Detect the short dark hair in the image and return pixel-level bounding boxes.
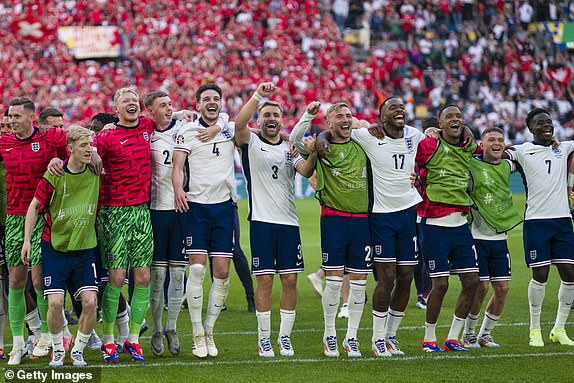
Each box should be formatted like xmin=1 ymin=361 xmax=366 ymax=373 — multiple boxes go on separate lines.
xmin=257 ymin=101 xmax=284 ymax=114
xmin=438 ymin=104 xmax=461 ymax=119
xmin=3 ymin=109 xmax=8 ymax=117
xmin=91 ymin=113 xmax=116 ymax=126
xmin=195 ymin=83 xmax=222 ymax=103
xmin=143 ymin=91 xmax=170 ymax=110
xmin=525 ymin=108 xmax=550 ymax=129
xmin=481 ymin=126 xmax=504 ymax=138
xmin=378 ymin=96 xmax=400 ymax=116
xmin=421 ymin=116 xmax=439 ymax=130
xmin=38 ymin=107 xmax=63 ymax=125
xmin=9 ymin=97 xmax=35 ymax=113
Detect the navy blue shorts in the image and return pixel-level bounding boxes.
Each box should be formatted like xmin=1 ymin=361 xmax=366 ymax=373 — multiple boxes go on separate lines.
xmin=151 ymin=210 xmax=187 ymax=267
xmin=41 ymin=240 xmax=98 ymax=300
xmin=523 ymin=218 xmax=574 ymax=268
xmin=418 ymin=222 xmax=478 ymax=278
xmin=250 ymin=221 xmax=303 ymax=275
xmin=474 ymin=239 xmax=511 ymax=282
xmin=320 ymin=215 xmax=372 ymax=274
xmin=183 ymin=200 xmax=234 ymax=257
xmin=370 ymin=206 xmax=419 ymax=266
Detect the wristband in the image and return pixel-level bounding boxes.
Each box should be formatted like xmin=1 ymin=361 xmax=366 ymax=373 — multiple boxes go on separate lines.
xmin=252 ymin=92 xmax=263 ymax=102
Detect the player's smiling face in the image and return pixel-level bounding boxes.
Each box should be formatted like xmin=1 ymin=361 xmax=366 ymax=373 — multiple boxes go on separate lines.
xmin=529 ymin=112 xmax=554 ymax=145
xmin=8 ymin=105 xmax=34 ymax=137
xmin=197 ymin=89 xmax=221 ymax=124
xmin=328 ymin=106 xmax=353 ymax=141
xmin=439 ymin=106 xmax=463 ymax=142
xmin=149 ymin=96 xmax=173 ymax=128
xmin=1 ymin=116 xmax=11 ymax=135
xmin=481 ymin=131 xmax=505 ymax=161
xmin=257 ymin=105 xmax=283 ymax=140
xmin=115 ymin=92 xmax=141 ymax=125
xmin=380 ymin=98 xmax=405 ymax=130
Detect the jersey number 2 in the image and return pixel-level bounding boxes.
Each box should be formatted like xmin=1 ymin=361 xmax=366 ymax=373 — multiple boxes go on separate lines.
xmin=163 ymin=150 xmax=172 ymax=165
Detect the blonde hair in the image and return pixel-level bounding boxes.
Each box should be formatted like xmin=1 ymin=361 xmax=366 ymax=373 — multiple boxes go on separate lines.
xmin=326 ymin=102 xmax=350 ymax=119
xmin=67 ymin=126 xmax=94 ymax=145
xmin=113 ymin=86 xmax=139 ymax=105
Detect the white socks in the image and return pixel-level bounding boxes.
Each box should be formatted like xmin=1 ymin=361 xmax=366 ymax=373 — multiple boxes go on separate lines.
xmin=167 ymin=267 xmax=185 ymax=331
xmin=322 ymin=276 xmax=343 ymax=337
xmin=447 ymin=315 xmax=465 ymax=341
xmin=464 ymin=313 xmax=480 ymax=335
xmin=187 ymin=264 xmax=206 ymax=336
xmin=26 ymin=308 xmax=42 ymax=338
xmin=385 ymin=309 xmax=405 ymax=339
xmin=50 ymin=330 xmax=64 ymax=352
xmin=150 ymin=266 xmax=167 ymax=334
xmin=372 ymin=310 xmax=388 ymax=341
xmin=424 ymin=322 xmax=437 ymax=343
xmin=478 ymin=312 xmax=500 ymax=337
xmin=204 ymin=276 xmax=229 ymax=334
xmin=554 ymin=281 xmax=574 ymax=330
xmin=115 ymin=306 xmax=129 ymax=346
xmin=528 ymin=279 xmax=546 ymax=331
xmin=279 ymin=309 xmax=296 ymax=337
xmin=345 ymin=280 xmax=366 ymax=340
xmin=256 ymin=311 xmax=271 ymax=340
xmin=72 ymin=331 xmax=91 ymax=353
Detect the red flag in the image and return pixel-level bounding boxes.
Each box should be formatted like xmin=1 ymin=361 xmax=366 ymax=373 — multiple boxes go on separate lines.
xmin=10 ymin=15 xmax=52 ymax=42
xmin=546 ymin=67 xmax=572 ymax=85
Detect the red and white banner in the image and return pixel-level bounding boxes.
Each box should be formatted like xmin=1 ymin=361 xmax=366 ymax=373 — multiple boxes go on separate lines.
xmin=57 ymin=26 xmax=121 ymax=59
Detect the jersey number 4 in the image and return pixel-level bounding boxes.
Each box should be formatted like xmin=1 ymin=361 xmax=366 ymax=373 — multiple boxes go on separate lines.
xmin=212 ymin=143 xmax=220 ymax=156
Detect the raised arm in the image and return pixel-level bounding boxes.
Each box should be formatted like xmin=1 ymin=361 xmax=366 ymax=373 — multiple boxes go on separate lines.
xmin=295 ymin=136 xmax=318 ymax=178
xmin=290 ymin=101 xmax=320 ymax=154
xmin=235 ymin=83 xmax=276 ymax=146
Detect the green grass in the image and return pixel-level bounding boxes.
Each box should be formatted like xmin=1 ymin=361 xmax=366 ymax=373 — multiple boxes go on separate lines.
xmin=4 ymin=194 xmax=573 ymax=382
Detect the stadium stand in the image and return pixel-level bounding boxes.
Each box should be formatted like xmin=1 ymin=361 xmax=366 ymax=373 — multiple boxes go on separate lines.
xmin=1 ymin=0 xmax=573 ymax=142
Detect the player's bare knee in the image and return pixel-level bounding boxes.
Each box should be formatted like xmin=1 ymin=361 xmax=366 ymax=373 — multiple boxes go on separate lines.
xmin=532 ymin=266 xmax=550 ymax=284
xmin=81 ymin=293 xmax=98 ymax=312
xmin=460 ymin=273 xmax=479 ymax=294
xmin=432 ymin=277 xmax=449 ymax=295
xmin=48 ymin=295 xmax=64 ymax=313
xmin=280 ymin=274 xmax=297 ymax=290
xmin=556 ymin=264 xmax=574 ymax=283
xmin=492 ymin=282 xmax=509 ymax=298
xmin=477 ymin=281 xmax=490 ymax=296
xmin=256 ymin=275 xmax=274 ymax=290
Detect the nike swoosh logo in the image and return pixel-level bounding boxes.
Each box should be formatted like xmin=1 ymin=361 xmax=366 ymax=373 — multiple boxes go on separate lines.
xmin=329 ymin=303 xmax=337 ymax=307
xmin=353 ymin=301 xmax=363 ymax=305
xmin=260 ymin=329 xmax=269 ymax=332
xmin=151 ymin=138 xmax=160 ymax=143
xmin=5 ymin=148 xmax=12 ymax=152
xmin=260 ymin=147 xmax=268 ymax=152
xmin=215 ymin=304 xmax=222 ymax=307
xmin=193 ymin=296 xmax=201 ymax=299
xmin=366 ymin=263 xmax=373 ymax=268
xmin=296 ymin=262 xmax=303 ymax=266
xmin=378 ymin=142 xmax=387 ymax=146
xmin=529 ymin=153 xmax=535 ymax=155
xmin=120 ymin=140 xmax=128 ymax=145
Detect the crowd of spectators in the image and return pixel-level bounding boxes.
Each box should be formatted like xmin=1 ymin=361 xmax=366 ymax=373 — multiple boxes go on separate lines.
xmin=1 ymin=1 xmax=574 ymax=142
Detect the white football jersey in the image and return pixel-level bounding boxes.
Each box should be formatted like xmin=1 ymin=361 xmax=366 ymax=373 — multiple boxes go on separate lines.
xmin=239 ymin=133 xmax=302 ymax=227
xmin=351 ymin=126 xmax=424 ymax=213
xmin=507 ymin=141 xmax=574 ymax=220
xmin=150 ymin=120 xmax=185 ymax=210
xmin=174 ymin=118 xmax=236 ymax=204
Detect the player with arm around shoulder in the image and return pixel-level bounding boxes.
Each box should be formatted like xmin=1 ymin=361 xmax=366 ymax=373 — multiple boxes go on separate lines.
xmin=462 ymin=127 xmax=522 ymax=349
xmin=22 ymin=127 xmax=99 ymax=367
xmin=506 ymin=108 xmax=574 ymax=347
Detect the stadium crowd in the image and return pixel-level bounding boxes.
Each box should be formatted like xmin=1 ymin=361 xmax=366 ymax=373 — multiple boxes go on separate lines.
xmin=0 ymin=0 xmax=573 ymax=368
xmin=1 ymin=1 xmax=574 ymax=142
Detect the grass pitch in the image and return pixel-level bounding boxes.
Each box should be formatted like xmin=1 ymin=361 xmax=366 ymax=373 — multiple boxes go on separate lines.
xmin=4 ymin=194 xmax=573 ymax=382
